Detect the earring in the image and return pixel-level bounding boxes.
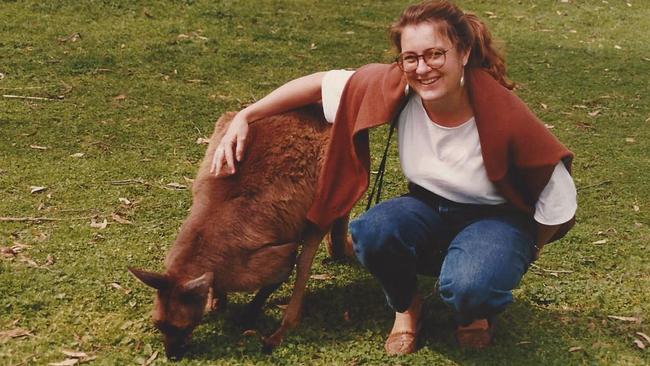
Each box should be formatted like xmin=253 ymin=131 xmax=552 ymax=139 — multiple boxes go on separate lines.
xmin=460 ymin=68 xmax=465 ymax=87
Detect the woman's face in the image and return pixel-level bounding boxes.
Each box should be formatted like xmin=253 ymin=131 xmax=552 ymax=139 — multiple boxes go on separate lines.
xmin=399 ymin=22 xmax=469 ymax=108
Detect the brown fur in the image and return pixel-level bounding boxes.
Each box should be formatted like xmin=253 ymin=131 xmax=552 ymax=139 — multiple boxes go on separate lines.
xmin=130 ymin=105 xmax=350 ymax=359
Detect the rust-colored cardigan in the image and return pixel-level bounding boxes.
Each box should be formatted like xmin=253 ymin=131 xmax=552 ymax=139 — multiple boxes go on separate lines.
xmin=306 ymin=63 xmax=575 ymax=242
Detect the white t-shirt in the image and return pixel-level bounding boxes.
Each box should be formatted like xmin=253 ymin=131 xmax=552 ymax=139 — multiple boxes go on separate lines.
xmin=321 ymin=69 xmax=577 ymax=226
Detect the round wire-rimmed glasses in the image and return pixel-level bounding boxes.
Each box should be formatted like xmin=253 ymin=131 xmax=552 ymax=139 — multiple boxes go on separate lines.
xmin=396 ymin=47 xmax=452 ymax=72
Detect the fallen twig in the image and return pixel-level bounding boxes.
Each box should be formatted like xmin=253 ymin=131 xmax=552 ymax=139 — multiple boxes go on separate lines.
xmin=530 ymin=263 xmax=574 ymax=274
xmin=577 ymin=180 xmax=612 ymax=191
xmin=110 ymin=179 xmax=149 ymax=186
xmin=10 ymin=352 xmax=42 ymax=366
xmin=0 ymin=217 xmax=60 ymax=222
xmin=2 ymin=94 xmax=58 ymax=101
xmin=0 ymin=217 xmax=90 ymax=223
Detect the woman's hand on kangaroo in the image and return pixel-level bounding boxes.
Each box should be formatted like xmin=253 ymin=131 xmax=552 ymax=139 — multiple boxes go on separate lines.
xmin=211 ymin=113 xmax=249 ymax=177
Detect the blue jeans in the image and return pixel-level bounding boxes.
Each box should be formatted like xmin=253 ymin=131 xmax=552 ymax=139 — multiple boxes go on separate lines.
xmin=350 ymin=187 xmax=536 ymax=325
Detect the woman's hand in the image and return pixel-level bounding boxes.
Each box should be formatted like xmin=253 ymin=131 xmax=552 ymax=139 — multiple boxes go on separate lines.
xmin=209 ymin=71 xmax=326 ymax=177
xmin=210 ymin=113 xmax=249 ymax=177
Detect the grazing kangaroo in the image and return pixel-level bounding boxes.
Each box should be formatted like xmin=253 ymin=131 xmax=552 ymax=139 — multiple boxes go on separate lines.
xmin=129 ymin=105 xmax=351 ymax=359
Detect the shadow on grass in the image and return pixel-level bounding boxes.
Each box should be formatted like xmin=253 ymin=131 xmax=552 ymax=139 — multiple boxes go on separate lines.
xmin=170 ymin=273 xmax=600 ymax=365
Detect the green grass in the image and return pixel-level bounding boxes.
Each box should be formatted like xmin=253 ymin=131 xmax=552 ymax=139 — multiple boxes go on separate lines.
xmin=1 ymin=0 xmax=649 ymax=365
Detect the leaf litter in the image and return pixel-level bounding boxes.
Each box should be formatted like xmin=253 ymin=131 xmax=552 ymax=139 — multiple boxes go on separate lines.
xmin=607 ymin=315 xmax=640 ymax=322
xmin=31 ymin=186 xmax=47 ymax=194
xmin=111 ymin=213 xmax=133 ymax=225
xmin=90 ymin=217 xmax=108 ymax=229
xmin=110 ymin=282 xmax=132 ymax=295
xmin=0 ymin=327 xmax=34 ymax=342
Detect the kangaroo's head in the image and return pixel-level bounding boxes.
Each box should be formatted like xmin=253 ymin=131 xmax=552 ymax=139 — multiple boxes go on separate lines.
xmin=129 ymin=268 xmax=213 ymax=360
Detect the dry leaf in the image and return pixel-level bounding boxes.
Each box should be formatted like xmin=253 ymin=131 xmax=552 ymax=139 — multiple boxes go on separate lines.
xmin=143 ymin=350 xmax=158 ymax=366
xmin=242 ymin=329 xmax=258 ymax=337
xmin=591 ymin=239 xmax=608 ymax=244
xmin=19 ymin=255 xmax=39 ymax=268
xmin=111 ymin=213 xmax=133 ymax=225
xmin=625 ymin=137 xmax=636 ymax=143
xmin=30 ymin=186 xmax=47 ymax=194
xmin=110 ymin=282 xmax=131 ymax=294
xmin=607 ymin=315 xmax=640 ymax=322
xmin=1 ymin=247 xmax=15 ymax=258
xmin=0 ymin=72 xmax=4 ymax=80
xmin=166 ymin=182 xmax=187 ymax=190
xmin=276 ymin=304 xmax=288 ymax=310
xmin=517 ymin=341 xmax=533 ymax=345
xmin=30 ymin=145 xmax=48 ymax=150
xmin=614 ymin=45 xmax=622 ymax=50
xmin=90 ymin=218 xmax=108 ymax=229
xmin=113 ymin=94 xmax=127 ymax=101
xmin=44 ymin=254 xmax=55 ymax=266
xmin=61 ymin=350 xmax=88 ymax=358
xmin=568 ymin=346 xmax=582 ymax=352
xmin=310 ymin=43 xmax=318 ymax=50
xmin=545 ymin=124 xmax=555 ymax=129
xmin=540 ymin=103 xmax=548 ymax=109
xmin=119 ymin=197 xmax=132 ymax=205
xmin=588 ymin=110 xmax=601 ymax=117
xmin=310 ymin=273 xmax=333 ymax=280
xmin=633 ymin=205 xmax=640 ymax=212
xmin=195 ymin=137 xmax=210 ymax=145
xmin=69 ymin=153 xmax=84 ymax=158
xmin=58 ymin=32 xmax=81 ymax=43
xmin=634 ymin=338 xmax=646 ymax=349
xmin=49 ymin=359 xmax=78 ymax=366
xmin=637 ymin=332 xmax=650 ymax=344
xmin=0 ymin=327 xmax=33 ymax=341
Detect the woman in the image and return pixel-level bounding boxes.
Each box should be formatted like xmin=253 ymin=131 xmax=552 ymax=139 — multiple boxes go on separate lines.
xmin=211 ymin=0 xmax=576 ymax=355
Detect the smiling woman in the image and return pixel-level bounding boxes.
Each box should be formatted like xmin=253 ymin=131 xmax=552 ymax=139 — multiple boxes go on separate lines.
xmin=210 ymin=0 xmax=576 ymax=357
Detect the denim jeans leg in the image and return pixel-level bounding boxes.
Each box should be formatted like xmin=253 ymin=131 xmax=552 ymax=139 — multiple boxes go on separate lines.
xmin=438 ymin=216 xmax=535 ymax=325
xmin=350 ymin=195 xmax=449 ymax=312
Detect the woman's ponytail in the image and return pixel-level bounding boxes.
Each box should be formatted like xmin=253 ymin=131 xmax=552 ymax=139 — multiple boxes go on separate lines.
xmin=463 ymin=12 xmax=514 ymax=89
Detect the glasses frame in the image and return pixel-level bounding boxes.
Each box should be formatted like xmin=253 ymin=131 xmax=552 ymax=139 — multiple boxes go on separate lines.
xmin=395 ymin=47 xmax=452 ymax=72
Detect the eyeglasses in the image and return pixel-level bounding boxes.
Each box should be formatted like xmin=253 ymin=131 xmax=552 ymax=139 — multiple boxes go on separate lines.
xmin=396 ymin=47 xmax=451 ymax=72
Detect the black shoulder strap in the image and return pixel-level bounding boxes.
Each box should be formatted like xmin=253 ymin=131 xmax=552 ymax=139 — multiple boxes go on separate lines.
xmin=365 ymin=117 xmax=398 ymax=211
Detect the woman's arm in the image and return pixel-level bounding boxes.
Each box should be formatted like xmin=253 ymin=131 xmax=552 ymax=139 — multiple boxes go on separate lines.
xmin=532 ymin=223 xmax=561 ymax=261
xmin=532 ymin=161 xmax=577 ymax=260
xmin=211 ymin=71 xmax=327 ymax=176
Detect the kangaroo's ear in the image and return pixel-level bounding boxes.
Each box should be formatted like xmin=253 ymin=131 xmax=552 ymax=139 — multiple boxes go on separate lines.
xmin=128 ymin=267 xmax=170 ymax=290
xmin=181 ymin=272 xmax=214 ymax=296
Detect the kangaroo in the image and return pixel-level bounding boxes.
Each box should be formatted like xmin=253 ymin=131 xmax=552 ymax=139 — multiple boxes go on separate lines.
xmin=129 ymin=105 xmax=351 ymax=359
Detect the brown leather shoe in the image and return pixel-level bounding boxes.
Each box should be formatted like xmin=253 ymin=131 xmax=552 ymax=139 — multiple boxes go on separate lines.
xmin=384 ymin=330 xmax=418 ymax=355
xmin=455 ymin=318 xmax=494 ymax=349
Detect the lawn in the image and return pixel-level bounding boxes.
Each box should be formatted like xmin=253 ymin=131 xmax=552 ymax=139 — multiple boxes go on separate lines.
xmin=1 ymin=0 xmax=649 ymax=365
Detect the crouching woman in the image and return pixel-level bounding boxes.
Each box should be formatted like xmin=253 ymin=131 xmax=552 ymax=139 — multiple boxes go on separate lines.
xmin=212 ymin=0 xmax=577 ymax=355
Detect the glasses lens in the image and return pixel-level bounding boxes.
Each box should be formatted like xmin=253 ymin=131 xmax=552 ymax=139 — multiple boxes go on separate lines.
xmin=399 ymin=54 xmax=418 ymax=72
xmin=424 ymin=49 xmax=446 ymax=69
